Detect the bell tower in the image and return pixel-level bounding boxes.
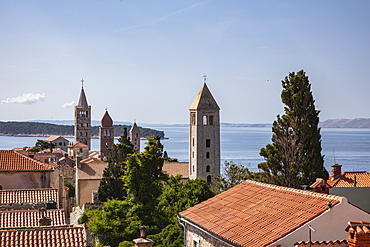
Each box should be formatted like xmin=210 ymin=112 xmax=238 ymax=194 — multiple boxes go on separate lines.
xmin=189 ymin=76 xmax=220 ymax=182
xmin=100 ymin=109 xmax=114 ymax=160
xmin=130 ymin=121 xmax=141 ymax=154
xmin=74 ymin=79 xmax=91 ymax=150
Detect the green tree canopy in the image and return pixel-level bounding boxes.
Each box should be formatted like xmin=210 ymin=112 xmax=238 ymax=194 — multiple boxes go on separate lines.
xmin=258 ymin=70 xmax=328 ymax=188
xmin=98 ymin=128 xmax=134 ymax=202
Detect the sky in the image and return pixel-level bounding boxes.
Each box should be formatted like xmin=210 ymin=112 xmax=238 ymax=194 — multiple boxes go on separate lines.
xmin=1 ymin=0 xmax=370 ymax=125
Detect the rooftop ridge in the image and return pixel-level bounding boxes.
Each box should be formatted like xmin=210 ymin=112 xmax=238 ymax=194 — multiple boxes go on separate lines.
xmin=15 ymin=151 xmax=54 ymax=170
xmin=245 ymin=180 xmax=343 ymax=201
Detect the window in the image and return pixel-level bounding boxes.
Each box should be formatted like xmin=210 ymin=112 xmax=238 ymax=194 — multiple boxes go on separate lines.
xmin=206 ymin=139 xmax=211 ymax=148
xmin=203 ymin=115 xmax=207 ymax=125
xmin=191 ymin=113 xmax=196 ymax=125
xmin=321 ymin=186 xmax=326 ymax=192
xmin=207 ymin=175 xmax=212 ymax=183
xmin=206 ymin=165 xmax=210 ymax=172
xmin=192 ymin=138 xmax=194 ymax=146
xmin=206 ymin=152 xmax=210 ymax=159
xmin=209 ymin=116 xmax=214 ymax=125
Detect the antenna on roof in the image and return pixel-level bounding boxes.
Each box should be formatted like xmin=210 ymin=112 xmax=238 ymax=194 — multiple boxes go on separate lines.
xmin=332 ymin=149 xmax=337 ymax=165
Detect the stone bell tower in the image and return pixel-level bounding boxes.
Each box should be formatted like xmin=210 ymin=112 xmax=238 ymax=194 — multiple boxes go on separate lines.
xmin=100 ymin=110 xmax=114 ymax=160
xmin=130 ymin=121 xmax=141 ymax=154
xmin=189 ymin=76 xmax=220 ymax=182
xmin=74 ymin=79 xmax=91 ymax=150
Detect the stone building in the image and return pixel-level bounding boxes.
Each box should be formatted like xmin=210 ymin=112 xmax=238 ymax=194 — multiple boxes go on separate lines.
xmin=74 ymin=81 xmax=91 ymax=150
xmin=130 ymin=121 xmax=141 ymax=154
xmin=99 ymin=110 xmax=114 ymax=160
xmin=189 ymin=81 xmax=220 ymax=182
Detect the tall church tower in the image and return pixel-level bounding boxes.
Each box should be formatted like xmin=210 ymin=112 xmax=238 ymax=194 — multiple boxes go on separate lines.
xmin=74 ymin=80 xmax=91 ymax=150
xmin=189 ymin=78 xmax=220 ymax=182
xmin=100 ymin=110 xmax=114 ymax=160
xmin=130 ymin=121 xmax=140 ymax=154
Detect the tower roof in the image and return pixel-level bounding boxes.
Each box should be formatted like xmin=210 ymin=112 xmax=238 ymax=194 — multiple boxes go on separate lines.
xmin=189 ymin=83 xmax=220 ymax=110
xmin=130 ymin=122 xmax=140 ymax=133
xmin=77 ymin=87 xmax=89 ymax=107
xmin=100 ymin=110 xmax=113 ymax=127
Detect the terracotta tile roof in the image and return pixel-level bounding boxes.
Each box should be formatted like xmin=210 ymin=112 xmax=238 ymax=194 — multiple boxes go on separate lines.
xmin=180 ymin=180 xmax=343 ymax=247
xmin=68 ymin=142 xmax=88 ymax=148
xmin=0 ymin=226 xmax=85 ymax=246
xmin=0 ymin=209 xmax=66 ymax=228
xmin=310 ymin=178 xmax=332 ymax=189
xmin=77 ymin=157 xmax=108 ymax=180
xmin=163 ymin=162 xmax=189 ymax=179
xmin=345 ymin=221 xmax=370 ymax=234
xmin=0 ymin=188 xmax=58 ymax=205
xmin=294 ymin=240 xmax=348 ymax=246
xmin=0 ymin=150 xmax=55 ymax=171
xmin=328 ymin=171 xmax=370 ymax=187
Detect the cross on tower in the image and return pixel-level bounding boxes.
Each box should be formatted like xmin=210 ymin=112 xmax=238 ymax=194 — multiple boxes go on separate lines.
xmin=203 ymin=74 xmax=207 ymax=83
xmin=81 ymin=78 xmax=84 ymax=88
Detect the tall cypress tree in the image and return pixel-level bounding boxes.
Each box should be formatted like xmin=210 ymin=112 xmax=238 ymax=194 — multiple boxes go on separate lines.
xmin=258 ymin=70 xmax=328 ymax=188
xmin=98 ymin=127 xmax=134 ymax=202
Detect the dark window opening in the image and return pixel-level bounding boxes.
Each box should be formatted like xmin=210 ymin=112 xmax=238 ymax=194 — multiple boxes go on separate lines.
xmin=207 ymin=175 xmax=212 ymax=183
xmin=209 ymin=116 xmax=214 ymax=125
xmin=206 ymin=139 xmax=211 ymax=148
xmin=206 ymin=165 xmax=210 ymax=172
xmin=206 ymin=152 xmax=210 ymax=159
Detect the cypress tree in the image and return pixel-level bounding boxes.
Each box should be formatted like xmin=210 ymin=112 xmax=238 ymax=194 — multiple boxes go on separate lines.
xmin=258 ymin=70 xmax=328 ymax=188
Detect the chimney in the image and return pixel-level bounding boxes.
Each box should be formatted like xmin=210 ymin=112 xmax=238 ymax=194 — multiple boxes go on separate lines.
xmin=346 ymin=221 xmax=370 ymax=247
xmin=331 ymin=164 xmax=342 ymax=180
xmin=39 ymin=208 xmax=52 ymax=226
xmin=132 ymin=226 xmax=155 ymax=247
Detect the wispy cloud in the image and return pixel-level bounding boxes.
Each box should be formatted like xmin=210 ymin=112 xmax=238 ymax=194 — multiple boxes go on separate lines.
xmin=1 ymin=93 xmax=45 ymax=105
xmin=117 ymin=2 xmax=204 ymax=31
xmin=62 ymin=101 xmax=75 ymax=108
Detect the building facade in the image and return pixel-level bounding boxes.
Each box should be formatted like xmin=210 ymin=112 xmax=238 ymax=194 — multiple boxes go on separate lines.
xmin=130 ymin=122 xmax=140 ymax=154
xmin=189 ymin=82 xmax=220 ymax=181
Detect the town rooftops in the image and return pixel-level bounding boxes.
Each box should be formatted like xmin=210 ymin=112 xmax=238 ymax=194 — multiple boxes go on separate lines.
xmin=67 ymin=142 xmax=89 ymax=148
xmin=328 ymin=171 xmax=370 ymax=187
xmin=0 ymin=188 xmax=58 ymax=205
xmin=0 ymin=209 xmax=66 ymax=229
xmin=0 ymin=226 xmax=85 ymax=247
xmin=179 ymin=180 xmax=343 ymax=247
xmin=0 ymin=150 xmax=55 ymax=171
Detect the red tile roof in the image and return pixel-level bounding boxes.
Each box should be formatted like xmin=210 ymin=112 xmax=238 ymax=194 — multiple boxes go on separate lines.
xmin=0 ymin=150 xmax=55 ymax=171
xmin=0 ymin=226 xmax=85 ymax=246
xmin=0 ymin=188 xmax=58 ymax=205
xmin=180 ymin=180 xmax=343 ymax=247
xmin=294 ymin=240 xmax=348 ymax=246
xmin=328 ymin=171 xmax=370 ymax=187
xmin=68 ymin=142 xmax=88 ymax=148
xmin=0 ymin=209 xmax=66 ymax=228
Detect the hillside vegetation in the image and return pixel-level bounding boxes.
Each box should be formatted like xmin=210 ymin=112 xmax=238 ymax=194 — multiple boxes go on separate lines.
xmin=0 ymin=121 xmax=165 ymax=138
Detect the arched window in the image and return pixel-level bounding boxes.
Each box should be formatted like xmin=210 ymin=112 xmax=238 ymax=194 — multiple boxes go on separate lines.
xmin=207 ymin=175 xmax=212 ymax=183
xmin=203 ymin=115 xmax=207 ymax=125
xmin=206 ymin=152 xmax=210 ymax=159
xmin=206 ymin=165 xmax=210 ymax=172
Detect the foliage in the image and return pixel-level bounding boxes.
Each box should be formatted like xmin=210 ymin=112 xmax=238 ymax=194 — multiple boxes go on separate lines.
xmin=212 ymin=161 xmax=254 ymax=193
xmin=35 ymin=139 xmax=54 ymax=151
xmin=64 ymin=180 xmax=75 ymax=198
xmin=258 ymin=70 xmax=328 ymax=188
xmin=84 ymin=199 xmax=142 ymax=247
xmin=122 ymin=136 xmax=168 ymax=205
xmin=148 ymin=223 xmax=184 ymax=247
xmin=98 ymin=128 xmax=134 ymax=202
xmin=163 ymin=151 xmax=178 ymax=162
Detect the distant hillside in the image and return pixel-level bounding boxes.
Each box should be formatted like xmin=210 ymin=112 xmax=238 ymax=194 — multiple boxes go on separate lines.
xmin=0 ymin=121 xmax=165 ymax=138
xmin=320 ymin=118 xmax=370 ymax=128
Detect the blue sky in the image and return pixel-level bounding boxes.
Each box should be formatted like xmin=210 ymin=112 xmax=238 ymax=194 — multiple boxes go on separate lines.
xmin=1 ymin=1 xmax=369 ymax=124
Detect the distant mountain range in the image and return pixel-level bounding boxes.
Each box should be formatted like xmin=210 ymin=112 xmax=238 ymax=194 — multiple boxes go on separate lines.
xmin=319 ymin=118 xmax=370 ymax=128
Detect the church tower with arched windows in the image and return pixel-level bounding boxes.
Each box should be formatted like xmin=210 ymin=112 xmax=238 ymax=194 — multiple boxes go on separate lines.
xmin=130 ymin=121 xmax=141 ymax=154
xmin=74 ymin=80 xmax=91 ymax=150
xmin=189 ymin=79 xmax=220 ymax=181
xmin=100 ymin=110 xmax=114 ymax=160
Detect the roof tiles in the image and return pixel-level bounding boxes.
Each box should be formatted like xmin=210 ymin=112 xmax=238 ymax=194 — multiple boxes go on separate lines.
xmin=180 ymin=180 xmax=343 ymax=247
xmin=0 ymin=209 xmax=66 ymax=228
xmin=0 ymin=226 xmax=85 ymax=247
xmin=328 ymin=171 xmax=370 ymax=187
xmin=0 ymin=150 xmax=54 ymax=171
xmin=0 ymin=188 xmax=58 ymax=205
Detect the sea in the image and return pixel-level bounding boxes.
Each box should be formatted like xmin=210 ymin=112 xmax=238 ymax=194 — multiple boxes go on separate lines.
xmin=1 ymin=127 xmax=369 ymax=173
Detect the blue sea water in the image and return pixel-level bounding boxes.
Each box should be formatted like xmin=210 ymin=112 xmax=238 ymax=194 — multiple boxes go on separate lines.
xmin=0 ymin=127 xmax=369 ymax=173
